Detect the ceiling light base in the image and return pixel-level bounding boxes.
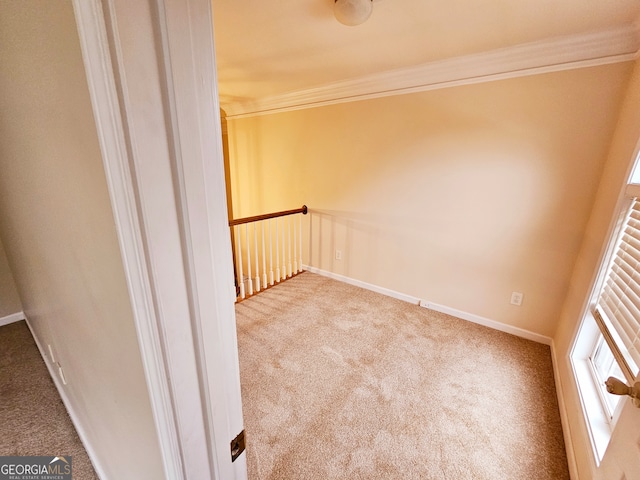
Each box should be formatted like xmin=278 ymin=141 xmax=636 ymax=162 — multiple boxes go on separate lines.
xmin=334 ymin=0 xmax=373 ymax=26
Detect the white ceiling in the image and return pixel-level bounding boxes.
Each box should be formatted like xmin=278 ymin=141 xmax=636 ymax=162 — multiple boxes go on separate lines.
xmin=212 ymin=0 xmax=640 ymax=115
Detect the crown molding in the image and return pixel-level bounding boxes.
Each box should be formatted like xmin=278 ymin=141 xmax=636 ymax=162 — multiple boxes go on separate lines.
xmin=224 ymin=25 xmax=640 ymax=119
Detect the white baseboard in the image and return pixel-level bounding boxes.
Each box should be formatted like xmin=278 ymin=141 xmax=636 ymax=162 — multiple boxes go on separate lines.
xmin=304 ymin=265 xmax=552 ymax=346
xmin=421 ymin=300 xmax=553 ymax=346
xmin=550 ymin=341 xmax=580 ymax=480
xmin=24 ymin=317 xmax=107 ymax=480
xmin=0 ymin=311 xmax=25 ymax=327
xmin=303 ymin=265 xmax=421 ymax=305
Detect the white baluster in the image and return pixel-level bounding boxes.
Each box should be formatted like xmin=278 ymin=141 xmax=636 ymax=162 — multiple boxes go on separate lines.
xmin=269 ymin=219 xmax=274 ymax=286
xmin=254 ymin=223 xmax=260 ymax=292
xmin=299 ymin=213 xmax=303 ymax=273
xmin=236 ymin=225 xmax=245 ymax=300
xmin=293 ymin=215 xmax=298 ymax=274
xmin=288 ymin=216 xmax=292 ymax=277
xmin=261 ymin=221 xmax=267 ymax=289
xmin=245 ymin=224 xmax=253 ymax=296
xmin=275 ymin=218 xmax=281 ymax=283
xmin=282 ymin=217 xmax=287 ymax=279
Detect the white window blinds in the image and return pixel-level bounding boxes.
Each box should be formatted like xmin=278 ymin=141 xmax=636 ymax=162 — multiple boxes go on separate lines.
xmin=595 ymin=198 xmax=640 ymax=381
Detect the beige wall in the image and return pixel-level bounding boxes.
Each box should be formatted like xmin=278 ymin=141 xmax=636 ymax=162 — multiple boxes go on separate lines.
xmin=227 ymin=63 xmax=632 ymax=338
xmin=554 ymin=59 xmax=640 ymax=478
xmin=0 ymin=1 xmax=163 ymax=478
xmin=0 ymin=235 xmax=21 ymax=318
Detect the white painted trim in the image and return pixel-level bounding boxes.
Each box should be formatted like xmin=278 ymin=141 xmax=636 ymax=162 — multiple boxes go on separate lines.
xmin=72 ymin=1 xmax=184 ymax=478
xmin=0 ymin=311 xmax=25 ymax=327
xmin=154 ymin=0 xmax=247 ymax=477
xmin=304 ymin=265 xmax=421 ymax=305
xmin=74 ymin=1 xmax=246 ymax=479
xmin=23 ymin=317 xmax=108 ymax=480
xmin=224 ymin=25 xmax=639 ymax=118
xmin=304 ymin=265 xmax=552 ymax=345
xmin=550 ymin=341 xmax=580 ymax=480
xmin=422 ymin=300 xmax=553 ymax=346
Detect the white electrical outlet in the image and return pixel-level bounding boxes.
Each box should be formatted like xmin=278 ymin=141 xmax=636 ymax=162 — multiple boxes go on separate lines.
xmin=47 ymin=344 xmax=56 ymax=363
xmin=335 ymin=249 xmax=342 ymax=261
xmin=510 ymin=291 xmax=524 ymax=306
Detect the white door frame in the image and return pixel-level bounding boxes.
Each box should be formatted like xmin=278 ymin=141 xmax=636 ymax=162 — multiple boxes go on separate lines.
xmin=72 ymin=1 xmax=246 ymax=479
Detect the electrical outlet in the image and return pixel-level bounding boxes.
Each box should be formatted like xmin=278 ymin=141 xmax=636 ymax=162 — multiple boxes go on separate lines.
xmin=335 ymin=249 xmax=342 ymax=261
xmin=510 ymin=291 xmax=524 ymax=306
xmin=48 ymin=344 xmax=56 ymax=363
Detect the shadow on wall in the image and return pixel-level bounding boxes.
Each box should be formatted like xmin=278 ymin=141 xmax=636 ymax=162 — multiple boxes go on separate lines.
xmin=309 ymin=209 xmax=401 ymax=285
xmin=305 ymin=146 xmax=568 ymax=337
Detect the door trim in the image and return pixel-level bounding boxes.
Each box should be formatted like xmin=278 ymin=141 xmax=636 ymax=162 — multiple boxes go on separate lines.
xmin=72 ymin=1 xmax=246 ymax=478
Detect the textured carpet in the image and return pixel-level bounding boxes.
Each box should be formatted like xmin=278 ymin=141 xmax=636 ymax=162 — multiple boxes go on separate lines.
xmin=0 ymin=321 xmax=98 ymax=479
xmin=236 ymin=272 xmax=569 ymax=480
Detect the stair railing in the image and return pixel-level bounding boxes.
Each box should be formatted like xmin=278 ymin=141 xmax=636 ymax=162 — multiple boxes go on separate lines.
xmin=229 ymin=205 xmax=308 ymax=301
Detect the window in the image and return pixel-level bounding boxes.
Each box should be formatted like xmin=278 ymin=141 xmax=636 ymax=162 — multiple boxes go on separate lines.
xmin=589 ymin=334 xmax=624 ymax=418
xmin=593 ymin=195 xmax=640 ymax=382
xmin=571 ymin=157 xmax=640 ymax=464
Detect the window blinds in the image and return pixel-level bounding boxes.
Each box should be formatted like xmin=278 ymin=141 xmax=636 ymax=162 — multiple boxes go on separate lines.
xmin=596 ymin=198 xmax=640 ymax=381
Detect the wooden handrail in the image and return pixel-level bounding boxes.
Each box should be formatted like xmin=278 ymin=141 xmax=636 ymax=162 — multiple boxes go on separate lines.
xmin=229 ymin=205 xmax=308 ymax=227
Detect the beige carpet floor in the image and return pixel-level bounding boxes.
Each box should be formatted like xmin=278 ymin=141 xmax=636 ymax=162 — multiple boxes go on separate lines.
xmin=0 ymin=321 xmax=98 ymax=479
xmin=236 ymin=272 xmax=569 ymax=480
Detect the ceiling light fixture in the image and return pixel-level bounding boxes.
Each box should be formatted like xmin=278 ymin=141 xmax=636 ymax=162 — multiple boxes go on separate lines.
xmin=334 ymin=0 xmax=373 ymax=26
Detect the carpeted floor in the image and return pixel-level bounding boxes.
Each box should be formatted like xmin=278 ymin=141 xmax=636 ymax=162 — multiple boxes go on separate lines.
xmin=235 ymin=272 xmax=570 ymax=479
xmin=0 ymin=321 xmax=98 ymax=479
